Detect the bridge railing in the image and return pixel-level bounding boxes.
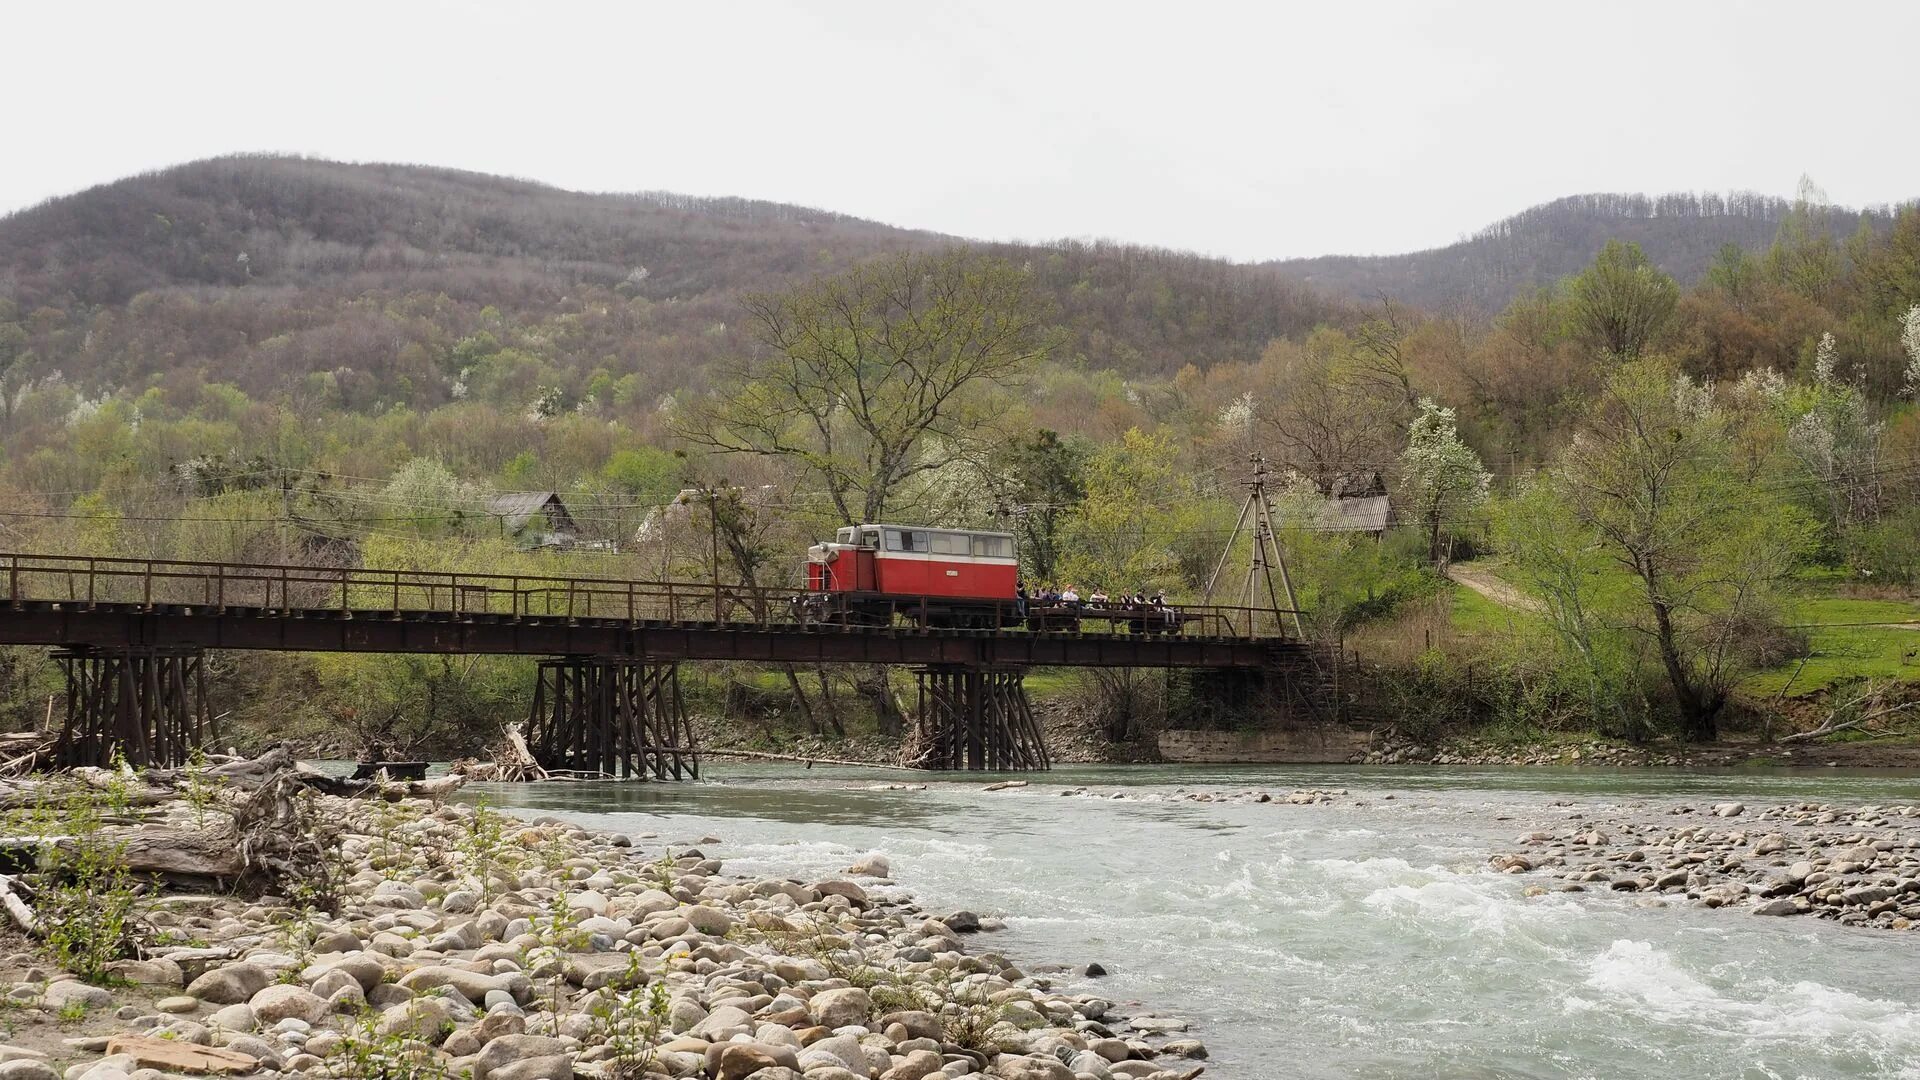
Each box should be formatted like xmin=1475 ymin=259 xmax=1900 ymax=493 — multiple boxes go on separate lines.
xmin=0 ymin=553 xmax=1302 ymax=640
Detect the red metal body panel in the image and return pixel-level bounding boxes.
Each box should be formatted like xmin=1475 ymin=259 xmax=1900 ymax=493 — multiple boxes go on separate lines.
xmin=873 ymin=555 xmax=1014 ymax=599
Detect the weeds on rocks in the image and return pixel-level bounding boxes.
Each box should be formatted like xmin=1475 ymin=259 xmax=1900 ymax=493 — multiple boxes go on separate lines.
xmin=37 ymin=783 xmax=145 ymax=984
xmin=332 ymin=1011 xmax=455 ymax=1080
xmin=455 ymin=796 xmax=513 ymax=895
xmin=179 ymin=748 xmax=229 ymax=827
xmin=587 ymin=953 xmax=669 ymax=1079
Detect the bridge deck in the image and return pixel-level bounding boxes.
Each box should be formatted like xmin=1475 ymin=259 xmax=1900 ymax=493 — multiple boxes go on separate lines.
xmin=0 ymin=554 xmax=1299 ymax=668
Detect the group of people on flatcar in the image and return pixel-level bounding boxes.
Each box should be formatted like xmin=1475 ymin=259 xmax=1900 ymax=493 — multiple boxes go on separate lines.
xmin=1016 ymin=581 xmax=1180 ymax=630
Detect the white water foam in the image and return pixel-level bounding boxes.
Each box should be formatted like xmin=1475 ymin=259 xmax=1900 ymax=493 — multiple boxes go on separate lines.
xmin=1576 ymin=939 xmax=1920 ymax=1052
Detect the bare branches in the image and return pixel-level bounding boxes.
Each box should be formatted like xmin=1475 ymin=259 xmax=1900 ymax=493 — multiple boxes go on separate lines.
xmin=678 ymin=250 xmax=1049 ymax=525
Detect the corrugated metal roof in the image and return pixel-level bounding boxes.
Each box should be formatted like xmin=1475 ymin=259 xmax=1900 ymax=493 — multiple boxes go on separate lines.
xmin=486 ymin=492 xmax=577 ymax=534
xmin=1326 ymin=495 xmax=1391 ymax=533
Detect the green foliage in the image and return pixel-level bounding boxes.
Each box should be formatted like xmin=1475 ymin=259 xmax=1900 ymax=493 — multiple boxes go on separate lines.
xmin=1564 ymin=240 xmax=1679 ymax=359
xmin=1523 ymin=360 xmax=1820 ymax=738
xmin=331 ymin=1010 xmax=456 ymax=1080
xmin=37 ymin=785 xmax=144 ymax=983
xmin=586 ymin=955 xmax=669 ymax=1079
xmin=1059 ymin=428 xmax=1219 ymax=595
xmin=984 ymin=428 xmax=1087 ymax=583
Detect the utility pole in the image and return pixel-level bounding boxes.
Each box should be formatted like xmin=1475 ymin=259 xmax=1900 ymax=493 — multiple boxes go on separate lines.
xmin=1202 ymin=454 xmax=1305 ymax=638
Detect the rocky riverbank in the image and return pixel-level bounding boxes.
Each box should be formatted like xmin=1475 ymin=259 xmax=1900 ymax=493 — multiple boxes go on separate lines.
xmin=1490 ymin=799 xmax=1920 ymax=931
xmin=0 ymin=779 xmax=1209 ymax=1080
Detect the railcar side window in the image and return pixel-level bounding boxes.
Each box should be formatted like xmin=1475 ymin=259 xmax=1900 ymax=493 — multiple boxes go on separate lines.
xmin=885 ymin=530 xmax=905 ymax=551
xmin=930 ymin=532 xmax=968 ymax=555
xmin=972 ymin=535 xmax=1012 ymax=558
xmin=906 ymin=530 xmax=928 ymax=551
xmin=885 ymin=529 xmax=929 ymax=552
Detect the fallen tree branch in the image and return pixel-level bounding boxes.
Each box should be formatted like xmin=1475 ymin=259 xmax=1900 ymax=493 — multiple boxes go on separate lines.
xmin=1781 ymin=699 xmax=1920 ymax=743
xmin=698 ymin=748 xmax=920 ymax=771
xmin=0 ymin=873 xmax=38 ymax=936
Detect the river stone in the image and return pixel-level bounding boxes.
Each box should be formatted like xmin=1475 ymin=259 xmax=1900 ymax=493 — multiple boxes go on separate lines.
xmin=881 ymin=1049 xmax=946 ymax=1080
xmin=807 ymin=987 xmax=871 ymax=1028
xmin=681 ymin=905 xmax=734 ymax=936
xmin=472 ymin=1035 xmax=571 ymax=1080
xmin=1753 ymin=898 xmax=1803 ymax=916
xmin=813 ymin=880 xmax=869 ymax=905
xmin=714 ymin=1044 xmax=791 ymax=1080
xmin=941 ymin=910 xmax=982 ymax=933
xmin=40 ymin=981 xmax=111 ymax=1011
xmin=206 ymin=1003 xmax=255 ymax=1031
xmin=248 ymin=985 xmax=326 ymax=1025
xmin=184 ymin=963 xmax=271 ymax=1005
xmin=879 ymin=1010 xmax=941 ymax=1040
xmin=989 ymin=1055 xmax=1075 ymax=1080
xmin=375 ymin=998 xmax=453 ymax=1042
xmin=847 ymin=853 xmax=891 ymax=877
xmin=396 ymin=966 xmax=511 ymax=1003
xmin=103 ymin=959 xmax=183 ymax=988
xmin=308 ymin=953 xmax=387 ymax=993
xmin=691 ymin=1004 xmax=753 ymax=1040
xmin=1162 ymin=1038 xmax=1208 ymax=1058
xmin=0 ymin=1063 xmax=58 ymax=1080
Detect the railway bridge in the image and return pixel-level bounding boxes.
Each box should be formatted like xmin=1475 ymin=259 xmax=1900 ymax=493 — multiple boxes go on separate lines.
xmin=0 ymin=554 xmax=1329 ymax=776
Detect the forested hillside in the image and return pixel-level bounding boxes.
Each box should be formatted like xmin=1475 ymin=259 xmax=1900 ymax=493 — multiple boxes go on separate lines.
xmin=1276 ymin=191 xmax=1906 ymax=314
xmin=0 ymin=154 xmax=1342 ymax=406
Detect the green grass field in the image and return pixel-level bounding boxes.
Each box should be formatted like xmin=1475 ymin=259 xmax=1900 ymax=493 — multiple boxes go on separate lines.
xmin=1744 ymin=594 xmax=1920 ymax=696
xmin=1447 ymin=580 xmax=1527 ymax=634
xmin=1443 ymin=560 xmax=1920 ymax=699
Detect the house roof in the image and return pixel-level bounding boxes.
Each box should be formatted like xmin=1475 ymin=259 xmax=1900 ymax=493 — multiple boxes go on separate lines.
xmin=486 ymin=492 xmax=577 ymax=534
xmin=1326 ymin=494 xmax=1391 ymax=533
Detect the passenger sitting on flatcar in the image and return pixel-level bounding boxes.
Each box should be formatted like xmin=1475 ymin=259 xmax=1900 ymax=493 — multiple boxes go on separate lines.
xmin=1152 ymin=593 xmax=1177 ymax=627
xmin=1088 ymin=587 xmax=1108 ymax=608
xmin=1060 ymin=584 xmax=1080 ymax=606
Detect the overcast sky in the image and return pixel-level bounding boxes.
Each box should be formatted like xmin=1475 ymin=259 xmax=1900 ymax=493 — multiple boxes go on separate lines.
xmin=6 ymin=1 xmax=1915 ymax=261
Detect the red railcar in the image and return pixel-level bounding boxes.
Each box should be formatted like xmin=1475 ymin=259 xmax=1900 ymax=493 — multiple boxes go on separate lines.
xmin=802 ymin=524 xmax=1018 ymax=627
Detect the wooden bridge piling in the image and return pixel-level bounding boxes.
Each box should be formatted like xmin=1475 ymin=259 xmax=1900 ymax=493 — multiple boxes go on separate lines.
xmin=912 ymin=666 xmax=1049 ymax=771
xmin=52 ymin=645 xmax=211 ymax=769
xmin=521 ymin=657 xmax=700 ymax=780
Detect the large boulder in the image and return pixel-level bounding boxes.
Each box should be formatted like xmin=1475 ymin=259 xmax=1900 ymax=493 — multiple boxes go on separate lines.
xmin=375 ymin=997 xmax=454 ymax=1043
xmin=102 ymin=959 xmax=183 ymax=988
xmin=807 ymin=987 xmax=872 ymax=1029
xmin=40 ymin=981 xmax=112 ymax=1011
xmin=248 ymin=985 xmax=327 ymax=1025
xmin=184 ymin=963 xmax=272 ymax=1005
xmin=990 ymin=1056 xmax=1076 ymax=1080
xmin=396 ymin=966 xmax=513 ymax=1004
xmin=472 ymin=1035 xmax=572 ymax=1080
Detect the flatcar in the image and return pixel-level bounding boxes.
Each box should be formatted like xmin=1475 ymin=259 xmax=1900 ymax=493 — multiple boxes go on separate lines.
xmin=801 ymin=524 xmax=1018 ymax=627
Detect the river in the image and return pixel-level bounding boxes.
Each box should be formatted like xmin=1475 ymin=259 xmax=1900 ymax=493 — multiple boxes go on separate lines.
xmin=473 ymin=764 xmax=1920 ymax=1079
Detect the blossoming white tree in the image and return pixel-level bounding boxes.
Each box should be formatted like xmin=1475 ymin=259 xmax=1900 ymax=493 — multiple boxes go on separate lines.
xmin=1902 ymin=304 xmax=1920 ymax=398
xmin=1396 ymin=398 xmax=1492 ymax=564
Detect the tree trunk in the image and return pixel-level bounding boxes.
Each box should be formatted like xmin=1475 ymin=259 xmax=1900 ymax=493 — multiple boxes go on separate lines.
xmin=781 ymin=664 xmax=817 ymax=735
xmin=1650 ymin=598 xmax=1717 ymax=741
xmin=858 ymin=666 xmax=905 ymax=737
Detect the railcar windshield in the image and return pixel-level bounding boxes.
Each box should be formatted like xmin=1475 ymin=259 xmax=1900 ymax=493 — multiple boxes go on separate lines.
xmin=835 ymin=527 xmax=855 ymax=544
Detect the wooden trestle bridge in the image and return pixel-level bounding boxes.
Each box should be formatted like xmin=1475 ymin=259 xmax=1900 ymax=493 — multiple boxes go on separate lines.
xmin=0 ymin=554 xmax=1324 ymax=777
